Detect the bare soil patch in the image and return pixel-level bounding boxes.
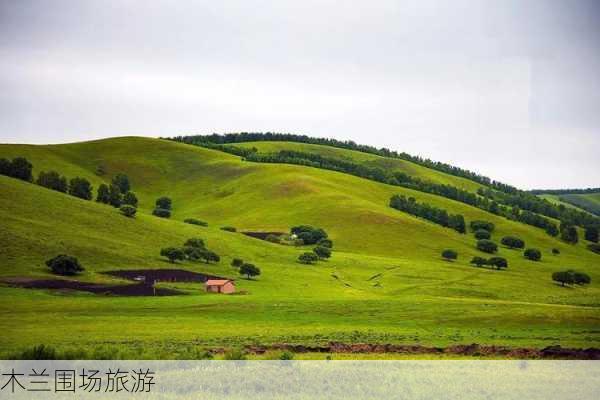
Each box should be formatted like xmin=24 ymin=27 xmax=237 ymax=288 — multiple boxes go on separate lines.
xmin=242 ymin=231 xmax=285 ymax=240
xmin=104 ymin=268 xmax=225 ymax=283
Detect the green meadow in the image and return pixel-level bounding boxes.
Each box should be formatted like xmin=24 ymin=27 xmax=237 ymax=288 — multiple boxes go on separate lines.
xmin=0 ymin=137 xmax=599 ymax=359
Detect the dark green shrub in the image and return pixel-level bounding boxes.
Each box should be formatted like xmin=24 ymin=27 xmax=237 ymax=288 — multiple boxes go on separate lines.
xmin=111 ymin=173 xmax=130 ymax=194
xmin=587 ymin=243 xmax=600 ymax=255
xmin=584 ymin=226 xmax=599 ymax=243
xmin=317 ymin=239 xmax=333 ymax=248
xmin=122 ymin=191 xmax=138 ymax=207
xmin=184 ymin=238 xmax=205 ymax=249
xmin=552 ymin=248 xmax=560 ymax=255
xmin=560 ymin=225 xmax=578 ymax=244
xmin=441 ymin=249 xmax=458 ymax=261
xmin=68 ymin=177 xmax=93 ymax=200
xmin=488 ymin=257 xmax=508 ymax=270
xmin=298 ymin=252 xmax=318 ymax=264
xmin=474 ymin=229 xmax=491 ymax=240
xmin=470 ymin=256 xmax=487 ymax=267
xmin=160 ymin=247 xmax=185 ymax=263
xmin=552 ymin=270 xmax=575 ymax=286
xmin=477 ymin=239 xmax=498 ymax=254
xmin=153 ymin=208 xmax=171 ymax=218
xmin=231 ymin=258 xmax=244 ymax=268
xmin=265 ymin=234 xmax=281 ymax=243
xmin=155 ymin=196 xmax=172 ymax=210
xmin=184 ymin=218 xmax=208 ymax=227
xmin=314 ymin=246 xmax=332 ymax=259
xmin=46 ymin=255 xmax=84 ymax=275
xmin=470 ymin=220 xmax=495 ymax=232
xmin=291 ymin=225 xmax=328 ymax=245
xmin=96 ymin=183 xmax=110 ymax=204
xmin=221 ymin=226 xmax=236 ymax=232
xmin=573 ymin=271 xmax=591 ymax=285
xmin=501 ymin=236 xmax=525 ymax=249
xmin=36 ymin=170 xmax=68 ymax=193
xmin=119 ymin=205 xmax=137 ymax=217
xmin=524 ymin=248 xmax=541 ymax=261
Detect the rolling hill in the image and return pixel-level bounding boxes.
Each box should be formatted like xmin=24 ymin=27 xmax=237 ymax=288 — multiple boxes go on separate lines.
xmin=1 ymin=136 xmax=599 ymax=358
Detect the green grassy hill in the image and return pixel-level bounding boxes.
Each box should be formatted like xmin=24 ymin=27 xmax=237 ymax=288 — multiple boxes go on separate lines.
xmin=1 ymin=137 xmax=599 ymax=358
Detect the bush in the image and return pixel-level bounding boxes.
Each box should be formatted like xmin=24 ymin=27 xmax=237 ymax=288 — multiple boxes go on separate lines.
xmin=1 ymin=157 xmax=33 ymax=182
xmin=68 ymin=177 xmax=93 ymax=200
xmin=441 ymin=249 xmax=458 ymax=261
xmin=122 ymin=191 xmax=138 ymax=207
xmin=221 ymin=226 xmax=236 ymax=232
xmin=240 ymin=263 xmax=261 ymax=279
xmin=279 ymin=351 xmax=295 ymax=360
xmin=573 ymin=271 xmax=591 ymax=285
xmin=160 ymin=247 xmax=185 ymax=263
xmin=155 ymin=196 xmax=172 ymax=210
xmin=552 ymin=248 xmax=560 ymax=255
xmin=474 ymin=229 xmax=491 ymax=240
xmin=108 ymin=184 xmax=122 ymax=207
xmin=313 ymin=246 xmax=332 ymax=259
xmin=184 ymin=218 xmax=208 ymax=227
xmin=524 ymin=248 xmax=541 ymax=261
xmin=119 ymin=205 xmax=137 ymax=217
xmin=153 ymin=208 xmax=171 ymax=218
xmin=184 ymin=238 xmax=205 ymax=249
xmin=298 ymin=252 xmax=318 ymax=264
xmin=111 ymin=173 xmax=130 ymax=194
xmin=477 ymin=239 xmax=498 ymax=254
xmin=96 ymin=183 xmax=110 ymax=204
xmin=501 ymin=236 xmax=525 ymax=249
xmin=552 ymin=270 xmax=575 ymax=287
xmin=470 ymin=256 xmax=487 ymax=267
xmin=587 ymin=243 xmax=600 ymax=255
xmin=231 ymin=258 xmax=244 ymax=268
xmin=223 ymin=348 xmax=247 ymax=360
xmin=470 ymin=220 xmax=495 ymax=232
xmin=487 ymin=257 xmax=508 ymax=270
xmin=317 ymin=238 xmax=333 ymax=248
xmin=291 ymin=225 xmax=328 ymax=245
xmin=46 ymin=255 xmax=84 ymax=275
xmin=36 ymin=170 xmax=68 ymax=193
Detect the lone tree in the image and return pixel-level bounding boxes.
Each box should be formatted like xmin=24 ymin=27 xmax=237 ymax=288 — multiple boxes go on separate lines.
xmin=122 ymin=191 xmax=138 ymax=207
xmin=153 ymin=208 xmax=171 ymax=218
xmin=46 ymin=255 xmax=84 ymax=275
xmin=155 ymin=196 xmax=172 ymax=210
xmin=36 ymin=170 xmax=68 ymax=193
xmin=160 ymin=247 xmax=185 ymax=263
xmin=470 ymin=220 xmax=495 ymax=233
xmin=573 ymin=271 xmax=591 ymax=286
xmin=313 ymin=246 xmax=332 ymax=260
xmin=240 ymin=263 xmax=261 ymax=279
xmin=68 ymin=177 xmax=93 ymax=200
xmin=184 ymin=238 xmax=205 ymax=249
xmin=477 ymin=239 xmax=498 ymax=254
xmin=487 ymin=257 xmax=508 ymax=270
xmin=298 ymin=252 xmax=318 ymax=264
xmin=441 ymin=249 xmax=458 ymax=261
xmin=552 ymin=270 xmax=575 ymax=287
xmin=524 ymin=248 xmax=542 ymax=261
xmin=231 ymin=258 xmax=244 ymax=268
xmin=560 ymin=224 xmax=578 ymax=244
xmin=552 ymin=248 xmax=560 ymax=255
xmin=474 ymin=229 xmax=491 ymax=240
xmin=501 ymin=236 xmax=525 ymax=249
xmin=120 ymin=205 xmax=137 ymax=218
xmin=96 ymin=183 xmax=110 ymax=204
xmin=470 ymin=256 xmax=487 ymax=267
xmin=111 ymin=173 xmax=130 ymax=194
xmin=585 ymin=226 xmax=599 ymax=243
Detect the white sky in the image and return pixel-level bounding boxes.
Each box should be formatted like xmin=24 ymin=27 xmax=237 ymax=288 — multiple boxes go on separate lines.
xmin=1 ymin=0 xmax=599 ymax=189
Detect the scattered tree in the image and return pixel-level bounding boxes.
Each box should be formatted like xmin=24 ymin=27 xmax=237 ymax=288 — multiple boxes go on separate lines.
xmin=68 ymin=177 xmax=93 ymax=200
xmin=470 ymin=220 xmax=495 ymax=232
xmin=45 ymin=255 xmax=84 ymax=275
xmin=552 ymin=270 xmax=575 ymax=287
xmin=487 ymin=257 xmax=508 ymax=270
xmin=96 ymin=183 xmax=110 ymax=204
xmin=184 ymin=218 xmax=208 ymax=227
xmin=560 ymin=224 xmax=578 ymax=244
xmin=231 ymin=258 xmax=244 ymax=268
xmin=120 ymin=205 xmax=137 ymax=218
xmin=111 ymin=173 xmax=130 ymax=194
xmin=108 ymin=184 xmax=122 ymax=207
xmin=298 ymin=252 xmax=318 ymax=264
xmin=441 ymin=249 xmax=458 ymax=261
xmin=155 ymin=196 xmax=172 ymax=210
xmin=501 ymin=236 xmax=525 ymax=249
xmin=474 ymin=229 xmax=491 ymax=240
xmin=313 ymin=246 xmax=332 ymax=260
xmin=585 ymin=226 xmax=599 ymax=243
xmin=160 ymin=247 xmax=185 ymax=263
xmin=240 ymin=263 xmax=261 ymax=279
xmin=122 ymin=191 xmax=138 ymax=207
xmin=524 ymin=248 xmax=542 ymax=261
xmin=477 ymin=239 xmax=498 ymax=254
xmin=470 ymin=256 xmax=487 ymax=267
xmin=36 ymin=170 xmax=68 ymax=193
xmin=184 ymin=238 xmax=205 ymax=249
xmin=153 ymin=208 xmax=171 ymax=218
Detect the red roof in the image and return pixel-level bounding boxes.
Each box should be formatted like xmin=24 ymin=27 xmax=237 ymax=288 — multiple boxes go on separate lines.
xmin=205 ymin=279 xmax=233 ymax=286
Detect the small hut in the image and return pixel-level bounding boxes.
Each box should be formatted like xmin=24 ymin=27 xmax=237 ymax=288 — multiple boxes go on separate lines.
xmin=205 ymin=279 xmax=235 ymax=294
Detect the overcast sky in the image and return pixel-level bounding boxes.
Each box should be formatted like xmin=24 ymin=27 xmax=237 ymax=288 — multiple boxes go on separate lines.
xmin=1 ymin=1 xmax=599 ymax=189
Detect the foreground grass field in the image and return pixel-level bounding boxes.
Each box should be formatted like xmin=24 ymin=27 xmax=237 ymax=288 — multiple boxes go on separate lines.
xmin=0 ymin=137 xmax=599 ymax=358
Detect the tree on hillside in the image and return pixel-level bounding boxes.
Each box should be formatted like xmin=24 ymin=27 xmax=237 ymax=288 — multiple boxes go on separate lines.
xmin=474 ymin=229 xmax=491 ymax=240
xmin=108 ymin=184 xmax=122 ymax=207
xmin=184 ymin=238 xmax=205 ymax=249
xmin=120 ymin=205 xmax=137 ymax=218
xmin=155 ymin=196 xmax=172 ymax=210
xmin=298 ymin=252 xmax=318 ymax=264
xmin=111 ymin=173 xmax=130 ymax=194
xmin=153 ymin=208 xmax=171 ymax=218
xmin=501 ymin=236 xmax=525 ymax=249
xmin=36 ymin=170 xmax=68 ymax=193
xmin=545 ymin=224 xmax=559 ymax=237
xmin=441 ymin=249 xmax=458 ymax=261
xmin=487 ymin=257 xmax=508 ymax=270
xmin=560 ymin=225 xmax=578 ymax=244
xmin=122 ymin=191 xmax=138 ymax=207
xmin=240 ymin=263 xmax=261 ymax=279
xmin=46 ymin=255 xmax=84 ymax=275
xmin=184 ymin=218 xmax=208 ymax=227
xmin=199 ymin=249 xmax=220 ymax=264
xmin=470 ymin=256 xmax=487 ymax=267
xmin=317 ymin=238 xmax=333 ymax=248
xmin=585 ymin=226 xmax=599 ymax=243
xmin=291 ymin=225 xmax=328 ymax=245
xmin=183 ymin=246 xmax=203 ymax=261
xmin=552 ymin=270 xmax=575 ymax=287
xmin=573 ymin=271 xmax=591 ymax=286
xmin=470 ymin=220 xmax=495 ymax=233
xmin=477 ymin=239 xmax=498 ymax=254
xmin=524 ymin=248 xmax=542 ymax=261
xmin=231 ymin=258 xmax=244 ymax=268
xmin=68 ymin=177 xmax=93 ymax=200
xmin=0 ymin=158 xmax=10 ymax=176
xmin=552 ymin=248 xmax=560 ymax=255
xmin=449 ymin=214 xmax=466 ymax=234
xmin=7 ymin=157 xmax=33 ymax=182
xmin=313 ymin=246 xmax=332 ymax=260
xmin=96 ymin=183 xmax=110 ymax=204
xmin=160 ymin=247 xmax=185 ymax=263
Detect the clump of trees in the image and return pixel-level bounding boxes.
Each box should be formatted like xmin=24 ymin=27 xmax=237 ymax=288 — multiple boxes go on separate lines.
xmin=313 ymin=246 xmax=332 ymax=260
xmin=160 ymin=247 xmax=185 ymax=263
xmin=231 ymin=258 xmax=244 ymax=268
xmin=442 ymin=249 xmax=458 ymax=261
xmin=69 ymin=177 xmax=93 ymax=200
xmin=501 ymin=236 xmax=525 ymax=249
xmin=470 ymin=256 xmax=508 ymax=270
xmin=0 ymin=157 xmax=33 ymax=182
xmin=95 ymin=174 xmax=138 ymax=216
xmin=153 ymin=196 xmax=172 ymax=218
xmin=36 ymin=171 xmax=68 ymax=193
xmin=560 ymin=223 xmax=579 ymax=244
xmin=470 ymin=256 xmax=487 ymax=267
xmin=161 ymin=237 xmax=221 ymax=264
xmin=184 ymin=218 xmax=208 ymax=227
xmin=221 ymin=226 xmax=237 ymax=232
xmin=46 ymin=255 xmax=84 ymax=275
xmin=523 ymin=248 xmax=542 ymax=261
xmin=298 ymin=252 xmax=319 ymax=265
xmin=476 ymin=239 xmax=498 ymax=254
xmin=291 ymin=225 xmax=329 ymax=245
xmin=552 ymin=270 xmax=591 ymax=287
xmin=389 ymin=195 xmax=466 ymax=233
xmin=470 ymin=220 xmax=495 ymax=233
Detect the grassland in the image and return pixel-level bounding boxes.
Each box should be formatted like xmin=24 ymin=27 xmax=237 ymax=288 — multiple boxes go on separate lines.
xmin=1 ymin=137 xmax=599 ymax=359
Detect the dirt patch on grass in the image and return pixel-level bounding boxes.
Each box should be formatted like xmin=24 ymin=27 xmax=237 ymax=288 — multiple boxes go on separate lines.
xmin=235 ymin=342 xmax=600 ymax=359
xmin=2 ymin=277 xmax=181 ymax=296
xmin=104 ymin=269 xmax=225 ymax=283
